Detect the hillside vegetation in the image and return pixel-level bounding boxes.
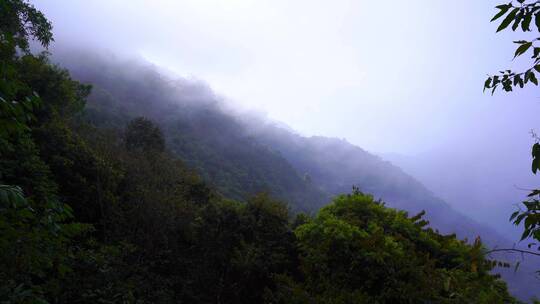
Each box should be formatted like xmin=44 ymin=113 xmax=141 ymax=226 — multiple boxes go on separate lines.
xmin=61 ymin=51 xmax=505 ymax=244
xmin=0 ymin=1 xmax=522 ymax=303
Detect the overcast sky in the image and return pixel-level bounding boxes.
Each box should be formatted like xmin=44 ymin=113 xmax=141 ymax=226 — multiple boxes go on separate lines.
xmin=32 ymin=0 xmax=540 ymax=237
xmin=34 ymin=0 xmax=540 ymax=153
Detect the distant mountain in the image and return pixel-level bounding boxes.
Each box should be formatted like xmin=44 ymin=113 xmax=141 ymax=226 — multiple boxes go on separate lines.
xmin=56 ymin=50 xmax=503 ymax=242
xmin=381 ymin=150 xmax=531 ymax=241
xmin=250 ymin=123 xmax=507 ymax=243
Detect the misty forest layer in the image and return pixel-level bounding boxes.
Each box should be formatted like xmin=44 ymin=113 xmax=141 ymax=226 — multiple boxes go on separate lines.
xmin=0 ymin=1 xmax=533 ymax=303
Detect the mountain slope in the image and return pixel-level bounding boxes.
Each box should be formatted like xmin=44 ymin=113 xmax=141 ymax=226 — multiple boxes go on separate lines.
xmin=247 ymin=122 xmax=508 ymax=243
xmin=57 ymin=51 xmax=330 ymax=212
xmin=51 ymin=51 xmax=540 ymax=300
xmin=56 ymin=51 xmax=503 ymax=240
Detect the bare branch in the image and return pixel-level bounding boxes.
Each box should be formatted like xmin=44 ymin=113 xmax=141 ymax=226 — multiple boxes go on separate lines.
xmin=486 ymin=248 xmax=540 ymax=257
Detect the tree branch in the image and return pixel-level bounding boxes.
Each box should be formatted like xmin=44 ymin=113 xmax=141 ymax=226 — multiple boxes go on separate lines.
xmin=486 ymin=248 xmax=540 ymax=257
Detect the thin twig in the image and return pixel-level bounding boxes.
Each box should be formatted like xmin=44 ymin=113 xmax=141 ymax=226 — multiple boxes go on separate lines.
xmin=486 ymin=248 xmax=540 ymax=257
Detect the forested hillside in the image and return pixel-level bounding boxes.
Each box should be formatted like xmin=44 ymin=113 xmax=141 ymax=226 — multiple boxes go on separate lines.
xmin=56 ymin=51 xmax=330 ymax=213
xmin=251 ymin=126 xmax=510 ymax=242
xmin=52 ymin=51 xmax=536 ymax=301
xmin=0 ymin=1 xmax=526 ymax=303
xmin=58 ymin=51 xmax=505 ymax=244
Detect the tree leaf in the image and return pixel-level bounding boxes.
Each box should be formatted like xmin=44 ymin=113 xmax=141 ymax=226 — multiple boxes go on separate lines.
xmin=514 ymin=42 xmax=532 ymax=58
xmin=510 ymin=210 xmax=520 ymax=221
xmin=512 ymin=11 xmax=524 ymax=31
xmin=513 ymin=74 xmax=522 ymax=86
xmin=527 ymin=189 xmax=540 ymax=197
xmin=516 ymin=213 xmax=527 ymax=225
xmin=521 ymin=228 xmax=531 ymax=241
xmin=492 ymin=5 xmax=512 ymax=22
xmin=484 ymin=77 xmax=492 ymax=91
xmin=523 ymin=12 xmax=533 ymax=31
xmin=530 ymin=71 xmax=539 ymax=85
xmin=532 ymin=157 xmax=539 ymax=174
xmin=532 ymin=143 xmax=540 ymax=158
xmin=525 ymin=70 xmax=532 ymax=83
xmin=525 ymin=216 xmax=535 ymax=229
xmin=534 ymin=48 xmax=540 ymax=59
xmin=497 ymin=8 xmax=519 ymax=32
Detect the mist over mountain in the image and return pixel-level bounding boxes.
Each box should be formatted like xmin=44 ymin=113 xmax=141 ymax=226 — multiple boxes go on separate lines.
xmin=55 ymin=50 xmax=489 ymax=235
xmin=46 ymin=49 xmax=540 ymax=300
xmin=52 ymin=47 xmax=524 ymax=241
xmin=383 ymin=149 xmax=537 ymax=242
xmin=7 ymin=1 xmax=540 ymax=302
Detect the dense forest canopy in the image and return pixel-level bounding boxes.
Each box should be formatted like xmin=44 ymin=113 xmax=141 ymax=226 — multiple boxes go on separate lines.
xmin=0 ymin=0 xmax=535 ymax=303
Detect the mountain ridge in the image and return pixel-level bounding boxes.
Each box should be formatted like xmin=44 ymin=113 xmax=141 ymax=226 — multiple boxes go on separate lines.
xmin=42 ymin=48 xmax=536 ymax=300
xmin=54 ymin=50 xmax=506 ymax=243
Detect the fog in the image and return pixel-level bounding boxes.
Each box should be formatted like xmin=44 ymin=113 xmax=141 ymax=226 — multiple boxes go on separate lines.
xmin=33 ymin=0 xmax=540 ymax=241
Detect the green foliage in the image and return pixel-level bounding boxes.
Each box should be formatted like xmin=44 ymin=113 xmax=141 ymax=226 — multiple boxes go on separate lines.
xmin=487 ymin=1 xmax=540 ymax=256
xmin=290 ymin=192 xmax=516 ymax=303
xmin=485 ymin=1 xmax=540 ymax=93
xmin=0 ymin=2 xmax=521 ymax=302
xmin=0 ymin=114 xmax=92 ymax=303
xmin=77 ymin=64 xmax=329 ymax=212
xmin=0 ymin=0 xmax=53 ymax=138
xmin=0 ymin=0 xmax=53 ymax=55
xmin=508 ymin=142 xmax=540 ymax=242
xmin=0 ymin=183 xmax=90 ymax=303
xmin=0 ymin=3 xmax=95 ymax=302
xmin=0 ymin=92 xmax=40 ymax=137
xmin=125 ymin=116 xmax=165 ymax=153
xmin=15 ymin=54 xmax=91 ymax=121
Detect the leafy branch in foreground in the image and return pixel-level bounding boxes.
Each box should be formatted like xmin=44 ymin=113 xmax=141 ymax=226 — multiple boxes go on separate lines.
xmin=507 ymin=141 xmax=540 ymax=243
xmin=487 ymin=1 xmax=540 ymax=258
xmin=485 ymin=1 xmax=540 ymax=93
